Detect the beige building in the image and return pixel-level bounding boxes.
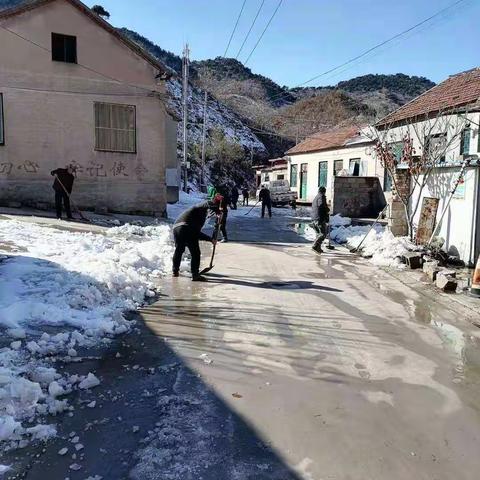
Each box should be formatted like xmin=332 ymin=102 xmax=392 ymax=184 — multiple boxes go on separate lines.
xmin=285 ymin=126 xmax=388 ymax=203
xmin=0 ymin=0 xmax=178 ymax=216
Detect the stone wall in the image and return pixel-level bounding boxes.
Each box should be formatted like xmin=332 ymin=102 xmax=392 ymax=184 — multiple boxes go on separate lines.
xmin=332 ymin=176 xmax=386 ymax=218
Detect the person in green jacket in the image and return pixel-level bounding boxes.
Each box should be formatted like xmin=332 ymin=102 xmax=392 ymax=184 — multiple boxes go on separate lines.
xmin=207 ymin=185 xmax=217 ymax=200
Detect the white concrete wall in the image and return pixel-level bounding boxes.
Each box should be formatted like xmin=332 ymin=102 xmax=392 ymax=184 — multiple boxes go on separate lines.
xmin=286 ymin=143 xmax=383 ymax=203
xmin=378 ymin=112 xmax=480 ymax=162
xmin=379 ymin=112 xmax=480 ymax=264
xmin=261 ymin=168 xmax=287 ymax=183
xmin=411 ymin=166 xmax=479 ymax=265
xmin=0 ymin=0 xmax=177 ymax=214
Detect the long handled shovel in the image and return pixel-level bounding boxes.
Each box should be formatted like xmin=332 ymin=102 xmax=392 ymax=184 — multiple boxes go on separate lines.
xmin=199 ymin=212 xmax=223 ymax=275
xmin=244 ymin=200 xmax=260 ymax=216
xmin=55 ymin=175 xmax=90 ymax=222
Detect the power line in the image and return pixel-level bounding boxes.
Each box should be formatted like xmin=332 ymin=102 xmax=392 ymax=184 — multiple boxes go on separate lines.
xmin=223 ymin=0 xmax=248 ymax=57
xmin=244 ymin=0 xmax=283 ymax=65
xmin=0 ymin=84 xmax=161 ymax=97
xmin=0 ymin=24 xmax=168 ymax=103
xmin=269 ymin=0 xmax=468 ymax=103
xmin=235 ymin=0 xmax=265 ymax=59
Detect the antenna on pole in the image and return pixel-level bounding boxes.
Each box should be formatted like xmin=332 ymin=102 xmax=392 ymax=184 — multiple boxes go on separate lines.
xmin=182 ymin=43 xmax=190 ymax=192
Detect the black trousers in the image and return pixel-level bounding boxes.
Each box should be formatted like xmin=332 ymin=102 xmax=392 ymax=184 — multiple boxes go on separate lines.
xmin=311 ymin=221 xmax=328 ymax=250
xmin=55 ymin=190 xmax=72 ymax=219
xmin=219 ymin=211 xmax=228 ymax=240
xmin=261 ymin=201 xmax=272 ymax=218
xmin=172 ymin=225 xmax=201 ymax=276
xmin=242 ymin=195 xmax=249 ymax=206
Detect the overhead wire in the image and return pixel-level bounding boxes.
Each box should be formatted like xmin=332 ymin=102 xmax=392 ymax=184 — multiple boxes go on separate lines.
xmin=0 ymin=24 xmax=169 ymax=104
xmin=244 ymin=0 xmax=283 ymax=65
xmin=235 ymin=0 xmax=265 ymax=59
xmin=268 ymin=0 xmax=468 ymax=104
xmin=223 ymin=0 xmax=248 ymax=57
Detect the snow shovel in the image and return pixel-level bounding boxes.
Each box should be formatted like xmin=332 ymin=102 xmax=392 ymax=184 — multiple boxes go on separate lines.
xmin=55 ymin=174 xmax=90 ymax=222
xmin=350 ymin=205 xmax=388 ymax=253
xmin=244 ymin=200 xmax=260 ymax=216
xmin=199 ymin=212 xmax=223 ymax=275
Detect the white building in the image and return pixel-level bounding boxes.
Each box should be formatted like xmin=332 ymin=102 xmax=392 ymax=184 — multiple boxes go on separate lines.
xmin=253 ymin=157 xmax=288 ymax=188
xmin=285 ymin=126 xmax=387 ymax=203
xmin=376 ymin=68 xmax=480 ymax=265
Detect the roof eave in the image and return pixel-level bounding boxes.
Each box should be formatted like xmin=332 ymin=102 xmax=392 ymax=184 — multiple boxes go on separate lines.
xmin=286 ymin=140 xmax=374 ymax=156
xmin=0 ymin=0 xmax=175 ymax=77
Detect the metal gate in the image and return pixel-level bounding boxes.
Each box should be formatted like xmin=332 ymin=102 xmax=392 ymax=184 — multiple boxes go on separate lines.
xmin=300 ymin=163 xmax=308 ymax=199
xmin=318 ymin=161 xmax=328 ymax=188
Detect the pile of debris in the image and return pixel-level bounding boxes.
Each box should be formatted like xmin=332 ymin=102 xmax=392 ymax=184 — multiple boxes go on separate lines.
xmin=402 ymin=243 xmax=469 ymax=293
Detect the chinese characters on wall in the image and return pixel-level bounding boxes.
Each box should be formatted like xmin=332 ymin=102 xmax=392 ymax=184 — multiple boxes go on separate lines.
xmin=0 ymin=160 xmax=148 ymax=178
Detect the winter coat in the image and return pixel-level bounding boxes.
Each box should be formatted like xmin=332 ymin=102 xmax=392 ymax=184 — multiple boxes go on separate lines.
xmin=259 ymin=187 xmax=271 ymax=204
xmin=51 ymin=168 xmax=74 ymax=193
xmin=311 ymin=193 xmax=330 ymax=222
xmin=231 ymin=188 xmax=239 ymax=202
xmin=207 ymin=185 xmax=216 ymax=200
xmin=173 ymin=201 xmax=213 ymax=241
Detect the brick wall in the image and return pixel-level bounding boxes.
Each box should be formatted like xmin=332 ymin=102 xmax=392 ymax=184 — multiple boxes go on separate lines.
xmin=332 ymin=176 xmax=386 ymax=218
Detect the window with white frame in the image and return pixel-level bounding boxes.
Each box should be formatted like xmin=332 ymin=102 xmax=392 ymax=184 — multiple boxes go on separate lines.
xmin=0 ymin=94 xmax=4 ymax=145
xmin=425 ymin=133 xmax=447 ymax=163
xmin=94 ymin=102 xmax=136 ymax=153
xmin=460 ymin=128 xmax=471 ymax=155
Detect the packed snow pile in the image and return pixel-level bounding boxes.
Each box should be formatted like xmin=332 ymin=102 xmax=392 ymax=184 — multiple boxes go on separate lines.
xmin=305 ymin=214 xmax=416 ymax=268
xmin=0 ymin=220 xmax=174 ymax=449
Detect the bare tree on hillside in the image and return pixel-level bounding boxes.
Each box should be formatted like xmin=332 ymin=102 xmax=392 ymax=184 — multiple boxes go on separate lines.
xmin=91 ymin=5 xmax=110 ymax=18
xmin=369 ymin=110 xmax=470 ymax=240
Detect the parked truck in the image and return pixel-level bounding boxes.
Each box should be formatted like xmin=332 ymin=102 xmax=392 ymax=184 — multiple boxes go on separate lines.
xmin=256 ymin=180 xmax=297 ymax=207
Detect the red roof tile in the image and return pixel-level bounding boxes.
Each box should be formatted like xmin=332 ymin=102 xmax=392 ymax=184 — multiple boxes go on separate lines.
xmin=377 ymin=68 xmax=480 ymax=127
xmin=286 ymin=126 xmax=365 ymax=155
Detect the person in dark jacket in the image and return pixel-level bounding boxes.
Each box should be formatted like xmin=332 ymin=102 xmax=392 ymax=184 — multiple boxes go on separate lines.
xmin=311 ymin=186 xmax=330 ymax=253
xmin=230 ymin=186 xmax=239 ymax=210
xmin=51 ymin=165 xmax=76 ymax=220
xmin=259 ymin=184 xmax=272 ymax=218
xmin=172 ymin=196 xmax=221 ymax=281
xmin=242 ymin=186 xmax=249 ymax=206
xmin=215 ymin=186 xmax=230 ymax=242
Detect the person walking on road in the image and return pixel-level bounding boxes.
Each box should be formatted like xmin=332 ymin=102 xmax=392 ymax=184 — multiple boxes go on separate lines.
xmin=311 ymin=186 xmax=330 ymax=254
xmin=51 ymin=164 xmax=76 ymax=220
xmin=242 ymin=186 xmax=249 ymax=206
xmin=230 ymin=186 xmax=239 ymax=210
xmin=259 ymin=184 xmax=272 ymax=218
xmin=172 ymin=196 xmax=222 ymax=281
xmin=217 ymin=186 xmax=230 ymax=242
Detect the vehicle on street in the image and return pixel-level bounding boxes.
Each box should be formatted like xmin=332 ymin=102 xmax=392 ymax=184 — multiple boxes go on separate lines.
xmin=256 ymin=180 xmax=297 ymax=207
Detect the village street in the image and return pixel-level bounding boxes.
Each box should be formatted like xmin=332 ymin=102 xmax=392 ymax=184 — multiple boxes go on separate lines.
xmin=2 ymin=208 xmax=480 ymax=479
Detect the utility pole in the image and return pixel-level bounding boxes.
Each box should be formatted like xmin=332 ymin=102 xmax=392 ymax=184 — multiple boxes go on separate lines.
xmin=182 ymin=43 xmax=190 ymax=192
xmin=200 ymin=90 xmax=208 ymax=192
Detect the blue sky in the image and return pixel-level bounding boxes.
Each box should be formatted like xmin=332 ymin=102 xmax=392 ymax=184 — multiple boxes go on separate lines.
xmin=86 ymin=0 xmax=480 ymax=88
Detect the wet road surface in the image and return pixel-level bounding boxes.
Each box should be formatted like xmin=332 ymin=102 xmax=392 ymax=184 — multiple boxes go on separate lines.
xmin=3 ymin=207 xmax=480 ymax=479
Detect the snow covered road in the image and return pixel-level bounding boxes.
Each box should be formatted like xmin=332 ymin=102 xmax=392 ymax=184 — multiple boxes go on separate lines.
xmin=0 ymin=219 xmax=174 ymax=451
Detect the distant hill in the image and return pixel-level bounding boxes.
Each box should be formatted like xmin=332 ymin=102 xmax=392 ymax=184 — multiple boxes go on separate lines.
xmin=337 ymin=73 xmax=435 ymax=97
xmin=191 ymin=57 xmax=296 ymax=107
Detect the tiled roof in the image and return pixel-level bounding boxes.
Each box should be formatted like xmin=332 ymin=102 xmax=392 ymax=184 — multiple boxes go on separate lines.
xmin=377 ymin=68 xmax=480 ymax=127
xmin=286 ymin=126 xmax=369 ymax=155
